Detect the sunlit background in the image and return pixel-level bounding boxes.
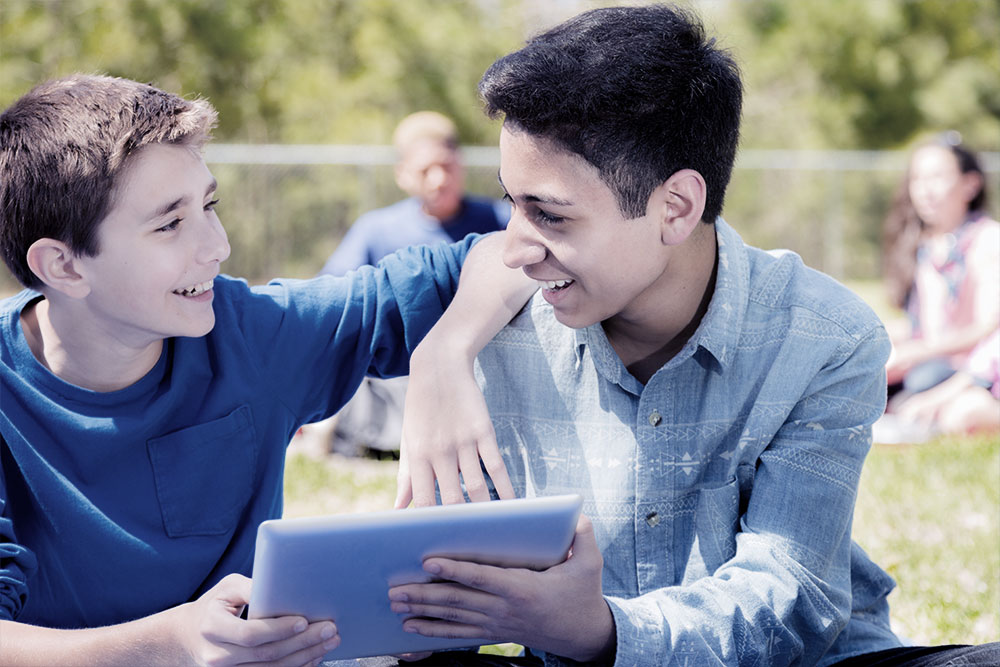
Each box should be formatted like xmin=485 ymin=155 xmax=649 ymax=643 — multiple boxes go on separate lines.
xmin=1 ymin=0 xmax=997 ymax=290
xmin=1 ymin=0 xmax=997 ymax=647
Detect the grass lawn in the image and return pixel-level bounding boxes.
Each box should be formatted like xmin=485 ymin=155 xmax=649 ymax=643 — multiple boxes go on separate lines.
xmin=284 ymin=431 xmax=999 ymax=650
xmin=853 ymin=433 xmax=998 ymax=645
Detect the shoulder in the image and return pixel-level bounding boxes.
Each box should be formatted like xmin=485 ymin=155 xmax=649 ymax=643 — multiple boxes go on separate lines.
xmin=968 ymin=216 xmax=1000 ymax=258
xmin=744 ymin=246 xmax=884 ymax=343
xmin=355 ymin=198 xmax=422 ymax=228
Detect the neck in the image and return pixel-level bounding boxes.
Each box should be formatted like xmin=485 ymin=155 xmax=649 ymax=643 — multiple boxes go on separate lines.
xmin=22 ymin=296 xmax=163 ymax=392
xmin=603 ymin=223 xmax=718 ymax=384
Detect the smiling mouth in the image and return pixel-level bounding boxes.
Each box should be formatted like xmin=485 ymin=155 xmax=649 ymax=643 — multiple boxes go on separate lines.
xmin=173 ymin=280 xmax=214 ymax=297
xmin=538 ymin=279 xmax=574 ymax=291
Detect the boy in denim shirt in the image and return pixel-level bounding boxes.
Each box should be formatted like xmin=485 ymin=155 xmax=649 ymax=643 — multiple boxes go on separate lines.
xmin=0 ymin=75 xmax=529 ymax=665
xmin=393 ymin=5 xmax=998 ymax=666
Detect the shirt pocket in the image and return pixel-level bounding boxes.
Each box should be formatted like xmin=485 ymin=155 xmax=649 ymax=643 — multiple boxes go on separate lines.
xmin=677 ymin=476 xmax=741 ymax=584
xmin=147 ymin=405 xmax=257 ymax=538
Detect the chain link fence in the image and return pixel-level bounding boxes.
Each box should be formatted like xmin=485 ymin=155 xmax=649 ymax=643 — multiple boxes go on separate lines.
xmin=2 ymin=147 xmax=997 ymax=293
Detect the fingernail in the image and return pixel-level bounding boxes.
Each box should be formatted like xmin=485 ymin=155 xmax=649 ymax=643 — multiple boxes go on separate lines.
xmin=388 ymin=591 xmax=408 ymax=602
xmin=324 ymin=637 xmax=340 ymax=650
xmin=424 ymin=561 xmax=441 ymax=575
xmin=321 ymin=623 xmax=336 ymax=640
xmin=391 ymin=602 xmax=410 ymax=613
xmin=403 ymin=623 xmax=418 ymax=634
xmin=294 ymin=619 xmax=307 ymax=633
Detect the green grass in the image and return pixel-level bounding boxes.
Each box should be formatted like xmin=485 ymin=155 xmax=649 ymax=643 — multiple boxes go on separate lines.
xmin=284 ymin=431 xmax=999 ymax=649
xmin=853 ymin=433 xmax=999 ymax=645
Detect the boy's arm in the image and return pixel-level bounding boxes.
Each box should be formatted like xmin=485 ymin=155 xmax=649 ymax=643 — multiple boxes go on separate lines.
xmin=395 ymin=231 xmax=537 ymax=508
xmin=0 ymin=575 xmax=337 ymax=666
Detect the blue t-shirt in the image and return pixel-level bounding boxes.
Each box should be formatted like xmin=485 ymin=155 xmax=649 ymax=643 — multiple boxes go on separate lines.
xmin=0 ymin=237 xmax=474 ymax=628
xmin=318 ymin=196 xmax=508 ymax=277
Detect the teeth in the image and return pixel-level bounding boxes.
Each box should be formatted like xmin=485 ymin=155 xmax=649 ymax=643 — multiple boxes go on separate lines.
xmin=539 ymin=279 xmax=573 ymax=290
xmin=174 ymin=280 xmax=214 ymax=297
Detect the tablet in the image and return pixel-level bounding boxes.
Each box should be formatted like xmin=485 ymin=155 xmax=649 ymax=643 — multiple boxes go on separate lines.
xmin=248 ymin=494 xmax=583 ymax=660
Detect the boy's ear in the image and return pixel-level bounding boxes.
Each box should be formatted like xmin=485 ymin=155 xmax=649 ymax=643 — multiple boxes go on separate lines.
xmin=25 ymin=238 xmax=92 ymax=298
xmin=650 ymin=169 xmax=707 ymax=246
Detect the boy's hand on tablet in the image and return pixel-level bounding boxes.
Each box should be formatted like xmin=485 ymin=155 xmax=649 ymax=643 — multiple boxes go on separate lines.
xmin=170 ymin=573 xmax=339 ymax=666
xmin=386 ymin=515 xmax=616 ymax=663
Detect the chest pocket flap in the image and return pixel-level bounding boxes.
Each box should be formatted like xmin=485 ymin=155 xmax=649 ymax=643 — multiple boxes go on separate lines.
xmin=147 ymin=405 xmax=257 ymax=538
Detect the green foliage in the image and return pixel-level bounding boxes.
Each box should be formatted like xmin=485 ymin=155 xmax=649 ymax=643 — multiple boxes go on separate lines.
xmin=2 ymin=1 xmax=997 ymax=291
xmin=0 ymin=0 xmax=523 ymax=143
xmin=712 ymin=0 xmax=1000 ymax=149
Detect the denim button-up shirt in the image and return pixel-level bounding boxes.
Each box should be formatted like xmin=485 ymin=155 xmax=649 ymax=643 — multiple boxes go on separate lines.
xmin=475 ymin=219 xmax=902 ymax=666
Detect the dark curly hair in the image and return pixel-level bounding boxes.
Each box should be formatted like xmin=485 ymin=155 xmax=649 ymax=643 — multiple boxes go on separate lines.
xmin=479 ymin=3 xmax=743 ymax=223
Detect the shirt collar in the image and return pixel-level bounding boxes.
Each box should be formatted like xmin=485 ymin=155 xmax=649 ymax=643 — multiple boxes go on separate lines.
xmin=572 ymin=217 xmax=749 ymax=381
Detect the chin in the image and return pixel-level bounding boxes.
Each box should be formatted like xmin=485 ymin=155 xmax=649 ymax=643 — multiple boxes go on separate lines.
xmin=552 ymin=310 xmax=597 ymax=331
xmin=184 ymin=314 xmax=217 ymax=339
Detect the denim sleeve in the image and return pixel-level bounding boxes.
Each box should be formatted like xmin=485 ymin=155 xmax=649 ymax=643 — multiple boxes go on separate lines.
xmin=0 ymin=442 xmax=38 ymax=621
xmin=599 ymin=327 xmax=891 ymax=667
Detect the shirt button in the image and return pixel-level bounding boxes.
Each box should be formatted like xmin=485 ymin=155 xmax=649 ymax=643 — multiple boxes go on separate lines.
xmin=645 ymin=511 xmax=660 ymax=527
xmin=648 ymin=410 xmax=662 ymax=426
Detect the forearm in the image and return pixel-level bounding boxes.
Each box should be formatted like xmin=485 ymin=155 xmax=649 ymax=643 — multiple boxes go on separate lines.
xmin=0 ymin=612 xmax=182 ymax=667
xmin=414 ymin=231 xmax=535 ymax=365
xmin=901 ymin=320 xmax=997 ymax=364
xmin=601 ymin=541 xmax=849 ymax=667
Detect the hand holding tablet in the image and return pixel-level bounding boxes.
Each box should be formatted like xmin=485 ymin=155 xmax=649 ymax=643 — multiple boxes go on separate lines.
xmin=248 ymin=494 xmax=583 ymax=660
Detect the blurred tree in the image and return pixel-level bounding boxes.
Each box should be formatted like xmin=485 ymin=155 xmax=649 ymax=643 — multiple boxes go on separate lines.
xmin=0 ymin=0 xmax=523 ymax=144
xmin=711 ymin=0 xmax=1000 ymax=149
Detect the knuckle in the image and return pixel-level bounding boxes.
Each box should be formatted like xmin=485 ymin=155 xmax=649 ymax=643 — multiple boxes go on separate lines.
xmin=462 ymin=478 xmax=487 ymax=496
xmin=251 ymin=643 xmax=280 ymax=663
xmin=439 ymin=489 xmax=466 ymax=505
xmin=202 ymin=651 xmax=228 ymax=667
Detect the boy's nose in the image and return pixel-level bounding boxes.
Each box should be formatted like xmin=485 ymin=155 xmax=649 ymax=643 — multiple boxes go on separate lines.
xmin=502 ymin=213 xmax=546 ymax=270
xmin=200 ymin=217 xmax=231 ymax=265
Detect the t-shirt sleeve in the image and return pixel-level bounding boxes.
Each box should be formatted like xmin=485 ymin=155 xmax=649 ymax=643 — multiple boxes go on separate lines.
xmin=242 ymin=235 xmax=478 ymax=423
xmin=0 ymin=442 xmax=38 ymax=621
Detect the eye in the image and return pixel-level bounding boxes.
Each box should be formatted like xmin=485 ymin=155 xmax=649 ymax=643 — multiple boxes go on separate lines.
xmin=205 ymin=198 xmax=220 ymax=212
xmin=530 ymin=206 xmax=565 ymax=226
xmin=156 ymin=218 xmax=181 ymax=233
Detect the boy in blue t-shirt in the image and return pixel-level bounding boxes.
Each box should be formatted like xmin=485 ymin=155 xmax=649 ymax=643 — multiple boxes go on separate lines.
xmin=0 ymin=75 xmax=528 ymax=664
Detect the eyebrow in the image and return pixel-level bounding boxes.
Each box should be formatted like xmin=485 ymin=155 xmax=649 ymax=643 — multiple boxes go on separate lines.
xmin=497 ymin=170 xmax=573 ymax=207
xmin=151 ymin=179 xmax=218 ymax=220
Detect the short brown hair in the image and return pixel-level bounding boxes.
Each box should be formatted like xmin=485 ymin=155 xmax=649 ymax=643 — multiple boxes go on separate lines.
xmin=0 ymin=74 xmax=218 ymax=288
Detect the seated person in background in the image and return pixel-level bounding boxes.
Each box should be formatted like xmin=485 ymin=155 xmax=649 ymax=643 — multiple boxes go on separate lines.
xmin=881 ymin=134 xmax=999 ymax=403
xmin=319 ymin=110 xmax=509 ymax=277
xmin=393 ymin=5 xmax=999 ymax=666
xmin=895 ymin=328 xmax=1000 ymax=436
xmin=0 ymin=75 xmax=530 ymax=665
xmin=307 ymin=111 xmax=510 ymax=457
